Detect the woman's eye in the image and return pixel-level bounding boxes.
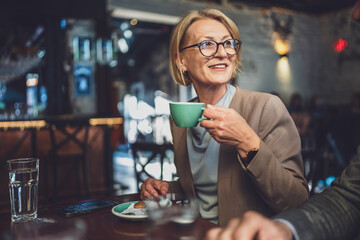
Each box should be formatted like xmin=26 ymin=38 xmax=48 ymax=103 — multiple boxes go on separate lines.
xmin=201 ymin=41 xmax=214 ymax=48
xmin=224 ymin=40 xmax=233 ymax=47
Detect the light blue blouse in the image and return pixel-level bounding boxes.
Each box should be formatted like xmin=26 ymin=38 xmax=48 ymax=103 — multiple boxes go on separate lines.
xmin=187 ymin=84 xmax=236 ymax=224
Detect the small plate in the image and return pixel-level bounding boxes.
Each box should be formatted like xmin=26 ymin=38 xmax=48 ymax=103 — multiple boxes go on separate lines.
xmin=111 ymin=201 xmax=148 ymax=220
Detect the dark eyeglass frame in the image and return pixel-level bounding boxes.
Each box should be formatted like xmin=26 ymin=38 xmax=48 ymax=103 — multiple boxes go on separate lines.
xmin=180 ymin=39 xmax=242 ymax=57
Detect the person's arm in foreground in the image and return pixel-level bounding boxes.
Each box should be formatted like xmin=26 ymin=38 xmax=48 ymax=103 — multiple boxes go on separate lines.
xmin=205 ymin=211 xmax=293 ymax=240
xmin=274 ymin=146 xmax=360 ymax=240
xmin=205 ymin=146 xmax=360 ymax=240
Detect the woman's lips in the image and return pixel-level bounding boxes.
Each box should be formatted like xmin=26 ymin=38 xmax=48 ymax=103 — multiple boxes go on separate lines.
xmin=209 ymin=64 xmax=227 ymax=69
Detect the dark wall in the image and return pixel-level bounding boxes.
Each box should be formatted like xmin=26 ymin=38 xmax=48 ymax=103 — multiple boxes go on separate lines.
xmin=0 ymin=0 xmax=108 ymax=116
xmin=0 ymin=0 xmax=106 ymax=20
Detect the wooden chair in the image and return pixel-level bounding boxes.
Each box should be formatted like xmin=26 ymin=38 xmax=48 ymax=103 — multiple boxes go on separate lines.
xmin=131 ymin=142 xmax=174 ymax=192
xmin=49 ymin=123 xmax=90 ymax=200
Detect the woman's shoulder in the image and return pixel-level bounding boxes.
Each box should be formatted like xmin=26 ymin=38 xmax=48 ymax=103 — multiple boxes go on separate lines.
xmin=234 ymin=86 xmax=280 ymax=105
xmin=231 ymin=86 xmax=288 ymax=120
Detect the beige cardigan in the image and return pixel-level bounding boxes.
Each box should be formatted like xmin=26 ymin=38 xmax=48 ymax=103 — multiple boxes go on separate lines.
xmin=168 ymin=86 xmax=309 ymax=226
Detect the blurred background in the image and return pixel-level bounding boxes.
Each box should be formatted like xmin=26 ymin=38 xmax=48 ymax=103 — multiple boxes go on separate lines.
xmin=0 ymin=0 xmax=359 ymax=206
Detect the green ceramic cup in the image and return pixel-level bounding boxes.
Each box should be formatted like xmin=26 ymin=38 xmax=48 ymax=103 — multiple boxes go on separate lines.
xmin=169 ymin=102 xmax=206 ymax=127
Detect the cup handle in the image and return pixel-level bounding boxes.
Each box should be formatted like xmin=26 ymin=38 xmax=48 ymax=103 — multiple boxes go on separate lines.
xmin=199 ymin=107 xmax=209 ymax=122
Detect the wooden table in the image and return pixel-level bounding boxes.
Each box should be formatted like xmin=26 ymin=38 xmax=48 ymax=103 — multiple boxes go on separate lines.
xmin=0 ymin=193 xmax=217 ymax=240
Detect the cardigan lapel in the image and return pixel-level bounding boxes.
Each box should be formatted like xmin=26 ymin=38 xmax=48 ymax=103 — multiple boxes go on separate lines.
xmin=171 ymin=120 xmax=196 ymax=198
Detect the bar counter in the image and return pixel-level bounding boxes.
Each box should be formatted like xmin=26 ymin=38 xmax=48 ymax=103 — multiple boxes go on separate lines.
xmin=0 ymin=114 xmax=124 ymax=209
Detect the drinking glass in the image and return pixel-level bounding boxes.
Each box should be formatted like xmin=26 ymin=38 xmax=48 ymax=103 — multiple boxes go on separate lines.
xmin=7 ymin=158 xmax=39 ymax=222
xmin=147 ymin=194 xmax=199 ymax=225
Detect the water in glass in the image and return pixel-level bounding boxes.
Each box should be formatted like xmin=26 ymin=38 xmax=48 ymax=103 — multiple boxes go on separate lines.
xmin=9 ymin=166 xmax=38 ymax=222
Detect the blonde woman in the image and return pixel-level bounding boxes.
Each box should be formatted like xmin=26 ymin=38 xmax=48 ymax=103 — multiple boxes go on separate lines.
xmin=141 ymin=9 xmax=309 ymax=226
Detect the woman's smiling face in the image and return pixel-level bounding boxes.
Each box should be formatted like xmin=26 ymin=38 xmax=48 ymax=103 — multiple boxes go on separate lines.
xmin=179 ymin=18 xmax=237 ymax=87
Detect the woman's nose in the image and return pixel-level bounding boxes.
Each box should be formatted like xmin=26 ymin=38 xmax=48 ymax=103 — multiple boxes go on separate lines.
xmin=214 ymin=44 xmax=228 ymax=57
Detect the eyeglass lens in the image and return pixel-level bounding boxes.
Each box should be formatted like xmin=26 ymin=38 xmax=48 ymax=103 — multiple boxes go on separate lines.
xmin=199 ymin=39 xmax=240 ymax=56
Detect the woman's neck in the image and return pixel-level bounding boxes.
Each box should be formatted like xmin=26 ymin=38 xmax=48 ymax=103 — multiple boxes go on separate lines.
xmin=194 ymin=83 xmax=228 ymax=105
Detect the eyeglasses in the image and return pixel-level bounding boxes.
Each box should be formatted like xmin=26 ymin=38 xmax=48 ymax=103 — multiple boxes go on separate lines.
xmin=180 ymin=39 xmax=242 ymax=57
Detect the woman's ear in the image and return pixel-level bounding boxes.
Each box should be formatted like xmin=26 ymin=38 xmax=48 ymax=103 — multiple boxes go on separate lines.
xmin=175 ymin=53 xmax=187 ymax=72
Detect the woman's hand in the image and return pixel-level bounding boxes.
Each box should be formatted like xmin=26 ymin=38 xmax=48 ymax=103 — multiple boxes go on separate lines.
xmin=200 ymin=104 xmax=260 ymax=158
xmin=140 ymin=178 xmax=169 ymax=200
xmin=205 ymin=211 xmax=293 ymax=240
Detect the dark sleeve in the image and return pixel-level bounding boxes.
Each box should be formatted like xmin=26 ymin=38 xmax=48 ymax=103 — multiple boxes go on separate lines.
xmin=274 ymin=147 xmax=360 ymax=240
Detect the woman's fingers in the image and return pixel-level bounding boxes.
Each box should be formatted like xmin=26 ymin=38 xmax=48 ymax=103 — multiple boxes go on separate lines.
xmin=202 ymin=104 xmax=226 ymax=122
xmin=158 ymin=182 xmax=169 ymax=195
xmin=200 ymin=104 xmax=260 ymax=153
xmin=140 ymin=178 xmax=169 ymax=200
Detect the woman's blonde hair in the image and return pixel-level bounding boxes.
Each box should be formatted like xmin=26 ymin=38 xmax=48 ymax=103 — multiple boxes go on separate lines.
xmin=169 ymin=8 xmax=242 ymax=86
